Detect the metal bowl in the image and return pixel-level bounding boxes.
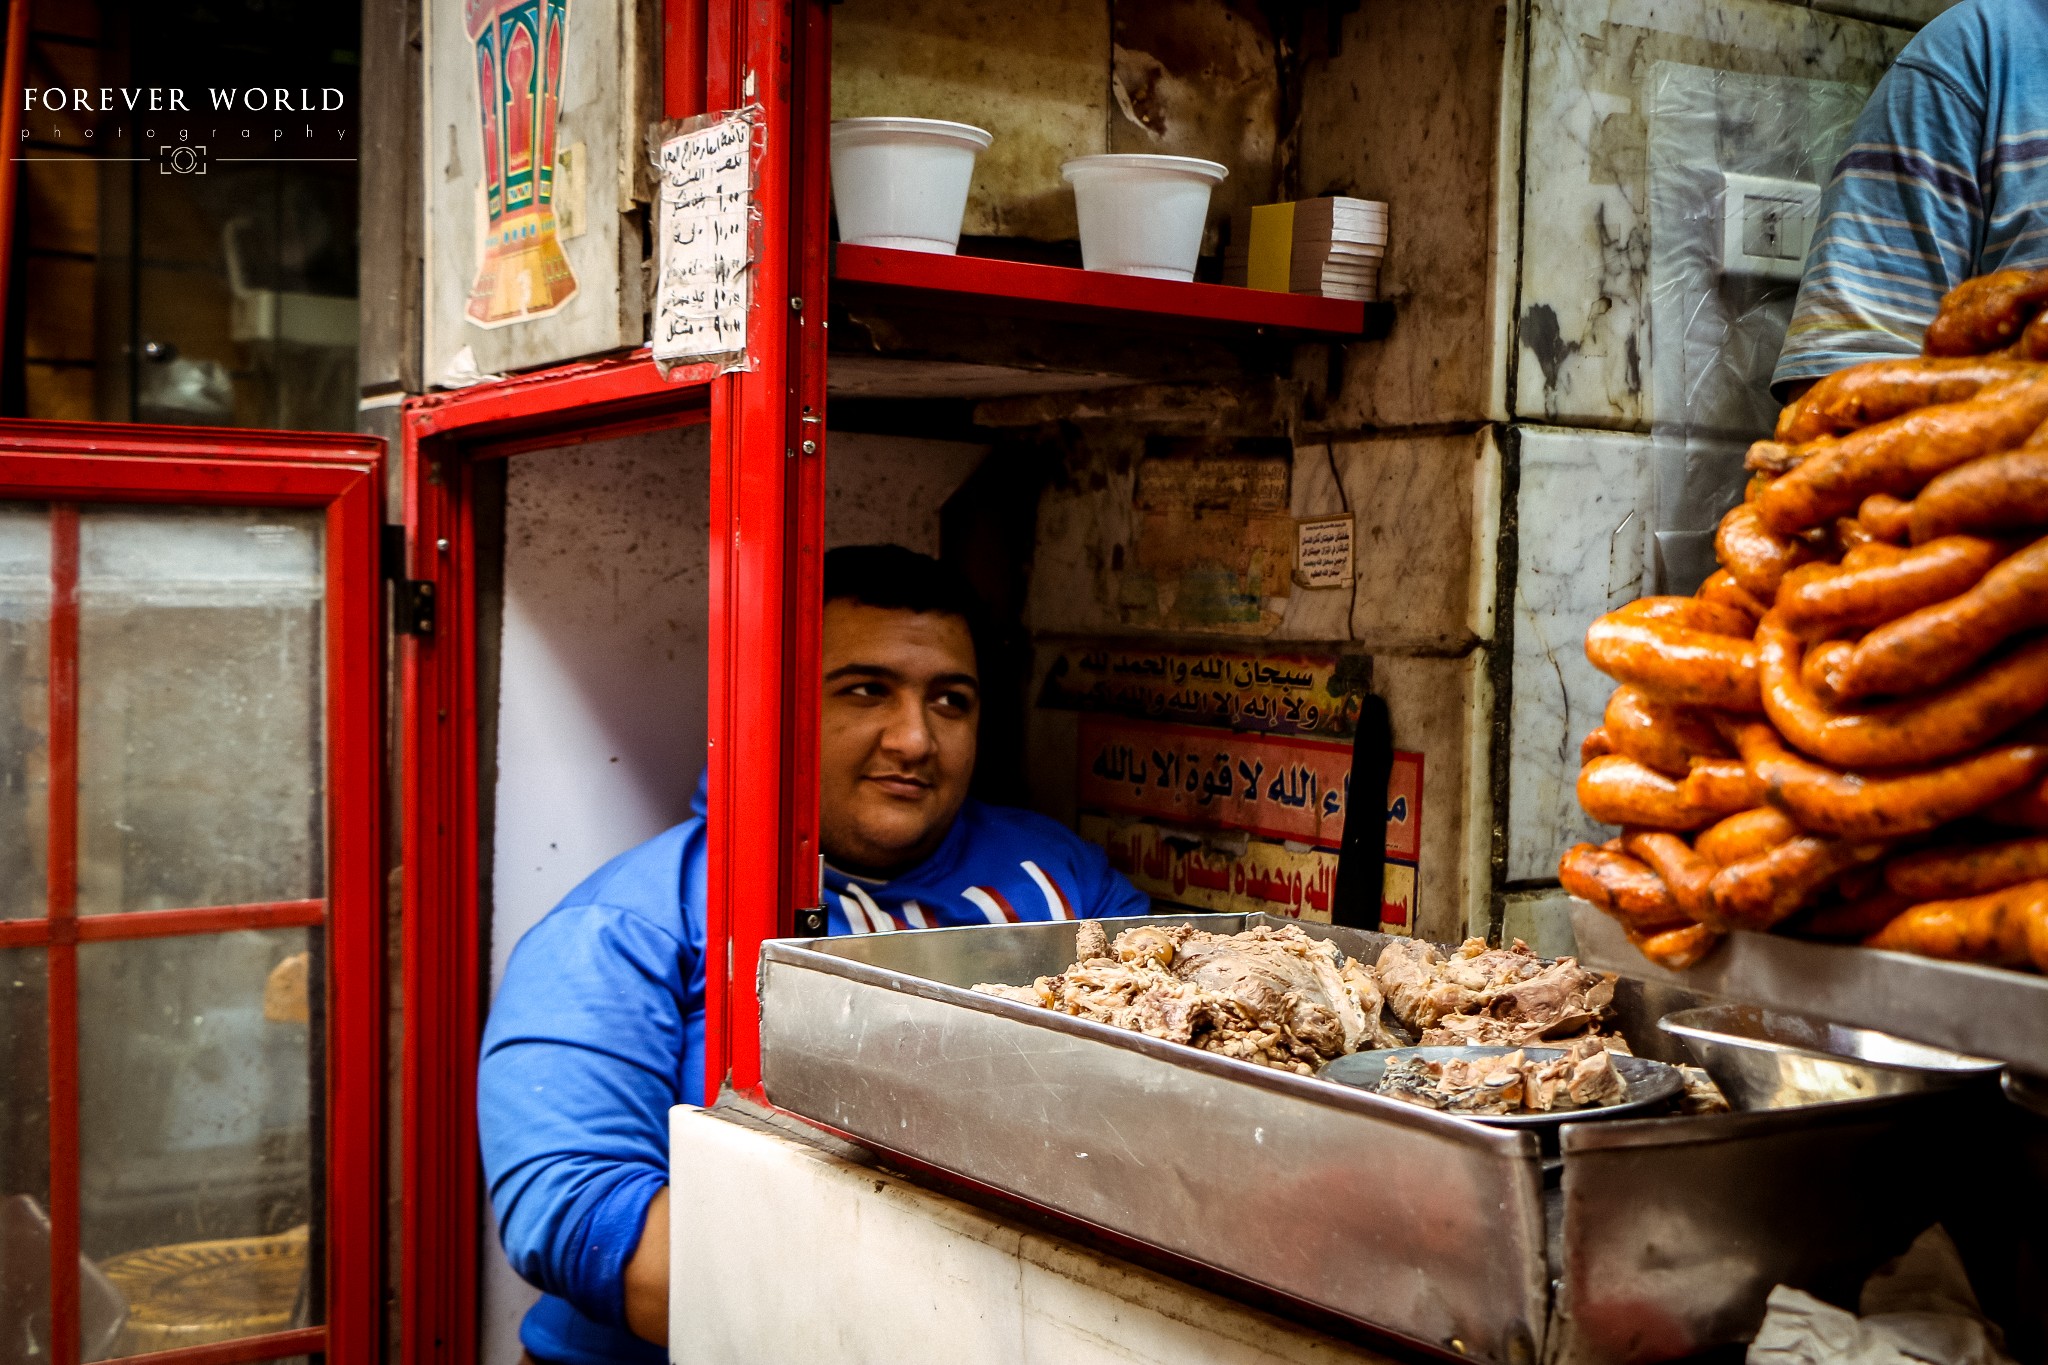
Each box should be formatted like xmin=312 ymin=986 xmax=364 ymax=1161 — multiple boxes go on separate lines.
xmin=1657 ymin=1004 xmax=2002 ymax=1112
xmin=1318 ymin=1045 xmax=1685 ymax=1129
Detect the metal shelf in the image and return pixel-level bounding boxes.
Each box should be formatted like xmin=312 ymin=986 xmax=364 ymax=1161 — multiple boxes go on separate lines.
xmin=1570 ymin=901 xmax=2048 ymax=1080
xmin=831 ymin=243 xmax=1388 ymax=339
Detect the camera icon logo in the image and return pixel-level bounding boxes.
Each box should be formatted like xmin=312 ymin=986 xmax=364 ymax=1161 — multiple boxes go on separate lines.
xmin=159 ymin=145 xmax=209 ymax=175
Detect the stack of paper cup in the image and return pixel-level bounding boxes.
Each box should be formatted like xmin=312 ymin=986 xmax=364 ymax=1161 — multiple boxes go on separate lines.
xmin=1224 ymin=197 xmax=1389 ymax=301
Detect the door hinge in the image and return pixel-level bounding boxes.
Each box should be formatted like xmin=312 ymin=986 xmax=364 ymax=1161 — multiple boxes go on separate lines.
xmin=394 ymin=579 xmax=437 ymax=638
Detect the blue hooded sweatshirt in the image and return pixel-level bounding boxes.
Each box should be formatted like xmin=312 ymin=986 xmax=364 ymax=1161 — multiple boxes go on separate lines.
xmin=477 ymin=777 xmax=1149 ymax=1365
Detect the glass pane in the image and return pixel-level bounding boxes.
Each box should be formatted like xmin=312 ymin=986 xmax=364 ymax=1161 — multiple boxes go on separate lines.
xmin=0 ymin=507 xmax=50 ymax=922
xmin=0 ymin=948 xmax=51 ymax=1365
xmin=76 ymin=507 xmax=325 ymax=915
xmin=78 ymin=928 xmax=323 ymax=1357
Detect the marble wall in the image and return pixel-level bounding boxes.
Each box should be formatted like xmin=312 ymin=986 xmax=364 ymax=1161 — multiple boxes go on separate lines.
xmin=1505 ymin=426 xmax=1655 ymax=883
xmin=1513 ymin=0 xmax=1906 ymax=432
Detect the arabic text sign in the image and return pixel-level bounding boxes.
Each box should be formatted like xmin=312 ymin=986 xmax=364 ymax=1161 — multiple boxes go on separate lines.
xmin=1082 ymin=815 xmax=1341 ymax=923
xmin=1041 ymin=644 xmax=1365 ymax=737
xmin=1295 ymin=513 xmax=1354 ymax=588
xmin=1078 ymin=716 xmax=1352 ymax=848
xmin=653 ymin=111 xmax=752 ymax=365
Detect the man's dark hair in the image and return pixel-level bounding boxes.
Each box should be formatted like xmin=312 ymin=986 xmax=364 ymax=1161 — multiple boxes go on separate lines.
xmin=823 ymin=544 xmax=984 ymax=631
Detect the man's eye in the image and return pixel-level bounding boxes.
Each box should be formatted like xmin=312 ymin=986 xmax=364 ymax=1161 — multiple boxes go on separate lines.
xmin=933 ymin=691 xmax=976 ymax=715
xmin=840 ymin=682 xmax=888 ymax=700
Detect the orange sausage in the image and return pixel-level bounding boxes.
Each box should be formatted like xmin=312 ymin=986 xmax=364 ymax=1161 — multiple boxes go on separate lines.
xmin=1776 ymin=356 xmax=2040 ymax=443
xmin=1681 ymin=757 xmax=1767 ymax=812
xmin=1825 ymin=537 xmax=2048 ymax=701
xmin=2021 ymin=308 xmax=2048 ymax=363
xmin=1730 ymin=719 xmax=2048 ymax=839
xmin=1577 ymin=754 xmax=1753 ymax=831
xmin=1924 ymin=268 xmax=2048 ymax=357
xmin=1603 ymin=685 xmax=1730 ymax=778
xmin=1695 ymin=807 xmax=1799 ymax=865
xmin=1909 ymin=440 xmax=2048 ymax=543
xmin=1621 ymin=830 xmax=1718 ymax=921
xmin=1557 ymin=843 xmax=1693 ymax=934
xmin=1754 ymin=374 xmax=2048 ymax=534
xmin=1613 ymin=596 xmax=1757 ymax=637
xmin=1632 ymin=922 xmax=1723 ymax=970
xmin=1757 ymin=612 xmax=2048 ymax=768
xmin=1800 ymin=890 xmax=1913 ymax=941
xmin=1746 ymin=440 xmax=1810 ymax=475
xmin=1717 ymin=503 xmax=1820 ymax=601
xmin=1775 ymin=535 xmax=2004 ymax=640
xmin=1702 ymin=835 xmax=1888 ymax=932
xmin=1866 ymin=880 xmax=2048 ymax=971
xmin=1586 ymin=600 xmax=1761 ymax=712
xmin=1858 ymin=493 xmax=1914 ymax=544
xmin=1697 ymin=568 xmax=1768 ymax=623
xmin=1885 ymin=836 xmax=2048 ymax=900
xmin=1803 ymin=638 xmax=1853 ymax=703
xmin=1580 ymin=726 xmax=1615 ymax=764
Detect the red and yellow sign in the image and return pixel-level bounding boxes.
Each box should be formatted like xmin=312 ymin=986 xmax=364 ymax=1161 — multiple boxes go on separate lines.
xmin=1082 ymin=816 xmax=1342 ymax=923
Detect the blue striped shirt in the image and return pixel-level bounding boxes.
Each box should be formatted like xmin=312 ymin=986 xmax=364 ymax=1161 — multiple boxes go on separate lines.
xmin=1773 ymin=0 xmax=2048 ymax=394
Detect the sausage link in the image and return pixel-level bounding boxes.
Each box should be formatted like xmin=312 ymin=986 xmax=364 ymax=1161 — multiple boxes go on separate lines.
xmin=1747 ymin=440 xmax=1809 ymax=475
xmin=1866 ymin=880 xmax=2048 ymax=971
xmin=1775 ymin=536 xmax=2003 ymax=639
xmin=1614 ymin=595 xmax=1758 ymax=637
xmin=1828 ymin=537 xmax=2048 ymax=701
xmin=1909 ymin=437 xmax=2048 ymax=543
xmin=1755 ymin=375 xmax=2048 ymax=534
xmin=1702 ymin=834 xmax=1889 ymax=932
xmin=1730 ymin=719 xmax=2048 ymax=839
xmin=1800 ymin=890 xmax=1913 ymax=941
xmin=1835 ymin=517 xmax=1879 ymax=554
xmin=1681 ymin=757 xmax=1767 ymax=812
xmin=1695 ymin=807 xmax=1799 ymax=865
xmin=2021 ymin=308 xmax=2048 ymax=362
xmin=1632 ymin=922 xmax=1723 ymax=970
xmin=1757 ymin=612 xmax=2048 ymax=768
xmin=1621 ymin=831 xmax=1717 ymax=922
xmin=1885 ymin=836 xmax=2048 ymax=900
xmin=1924 ymin=268 xmax=2048 ymax=357
xmin=1586 ymin=602 xmax=1761 ymax=712
xmin=1577 ymin=754 xmax=1752 ymax=831
xmin=1776 ymin=357 xmax=2040 ymax=443
xmin=1803 ymin=638 xmax=1853 ymax=703
xmin=1557 ymin=843 xmax=1693 ymax=934
xmin=1580 ymin=725 xmax=1615 ymax=764
xmin=1858 ymin=494 xmax=1914 ymax=544
xmin=1717 ymin=503 xmax=1820 ymax=601
xmin=1603 ymin=685 xmax=1730 ymax=777
xmin=1697 ymin=568 xmax=1768 ymax=623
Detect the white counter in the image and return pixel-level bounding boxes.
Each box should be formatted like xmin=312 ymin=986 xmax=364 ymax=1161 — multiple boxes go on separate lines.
xmin=669 ymin=1105 xmax=1401 ymax=1365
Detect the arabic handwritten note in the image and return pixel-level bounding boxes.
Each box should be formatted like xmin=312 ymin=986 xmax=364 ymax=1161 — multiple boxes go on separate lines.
xmin=653 ymin=111 xmax=753 ymax=368
xmin=1296 ymin=514 xmax=1355 ymax=589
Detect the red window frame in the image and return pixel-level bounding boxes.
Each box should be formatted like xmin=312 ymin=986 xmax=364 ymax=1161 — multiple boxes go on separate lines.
xmin=0 ymin=420 xmax=385 ymax=1365
xmin=398 ymin=3 xmax=829 ymax=1363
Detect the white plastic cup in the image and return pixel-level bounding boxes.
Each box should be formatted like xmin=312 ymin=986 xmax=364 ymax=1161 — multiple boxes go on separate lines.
xmin=1061 ymin=154 xmax=1229 ymax=281
xmin=830 ymin=117 xmax=992 ymax=254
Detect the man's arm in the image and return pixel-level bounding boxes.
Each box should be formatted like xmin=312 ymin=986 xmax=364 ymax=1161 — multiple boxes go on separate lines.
xmin=1773 ymin=36 xmax=1989 ymax=396
xmin=624 ymin=1187 xmax=671 ymax=1345
xmin=479 ymin=901 xmax=691 ymax=1344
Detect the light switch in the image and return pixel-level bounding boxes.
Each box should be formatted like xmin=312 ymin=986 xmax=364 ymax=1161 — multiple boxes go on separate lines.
xmin=1720 ymin=172 xmax=1821 ymax=283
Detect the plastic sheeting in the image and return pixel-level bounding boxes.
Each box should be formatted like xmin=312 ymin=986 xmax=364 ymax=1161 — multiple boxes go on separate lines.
xmin=1644 ymin=62 xmax=1867 ymax=591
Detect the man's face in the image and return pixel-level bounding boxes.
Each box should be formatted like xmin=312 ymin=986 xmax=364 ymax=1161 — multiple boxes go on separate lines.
xmin=819 ymin=600 xmax=979 ymax=877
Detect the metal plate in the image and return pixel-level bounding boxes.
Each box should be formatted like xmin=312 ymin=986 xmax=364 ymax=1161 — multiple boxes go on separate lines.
xmin=1319 ymin=1046 xmax=1685 ymax=1129
xmin=1571 ymin=900 xmax=2048 ymax=1080
xmin=1658 ymin=1004 xmax=2002 ymax=1112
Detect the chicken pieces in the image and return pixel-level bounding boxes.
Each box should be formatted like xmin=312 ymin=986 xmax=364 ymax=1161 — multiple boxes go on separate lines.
xmin=972 ymin=925 xmax=1617 ymax=1075
xmin=1375 ymin=1037 xmax=1629 ymax=1116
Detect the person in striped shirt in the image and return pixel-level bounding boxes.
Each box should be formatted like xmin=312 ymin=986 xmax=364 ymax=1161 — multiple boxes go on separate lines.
xmin=1772 ymin=0 xmax=2048 ymax=399
xmin=477 ymin=544 xmax=1149 ymax=1365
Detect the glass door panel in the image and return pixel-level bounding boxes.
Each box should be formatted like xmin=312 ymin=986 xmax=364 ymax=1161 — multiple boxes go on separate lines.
xmin=0 ymin=948 xmax=51 ymax=1365
xmin=75 ymin=507 xmax=325 ymax=916
xmin=0 ymin=508 xmax=50 ymax=922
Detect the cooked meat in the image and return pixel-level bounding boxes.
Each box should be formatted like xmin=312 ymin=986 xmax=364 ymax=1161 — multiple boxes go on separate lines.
xmin=972 ymin=922 xmax=1403 ymax=1074
xmin=1374 ymin=1038 xmax=1632 ymax=1116
xmin=1380 ymin=938 xmax=1619 ymax=1048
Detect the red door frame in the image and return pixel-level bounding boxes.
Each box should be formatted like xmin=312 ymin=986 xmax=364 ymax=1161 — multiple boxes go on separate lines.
xmin=398 ymin=5 xmax=830 ymax=1360
xmin=0 ymin=422 xmax=385 ymax=1365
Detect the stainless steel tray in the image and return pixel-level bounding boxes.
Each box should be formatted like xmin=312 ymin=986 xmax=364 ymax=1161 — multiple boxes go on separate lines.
xmin=1570 ymin=901 xmax=2048 ymax=1081
xmin=759 ymin=914 xmax=1963 ymax=1365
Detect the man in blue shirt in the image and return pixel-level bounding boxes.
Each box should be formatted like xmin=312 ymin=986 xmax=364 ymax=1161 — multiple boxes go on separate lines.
xmin=478 ymin=544 xmax=1151 ymax=1364
xmin=1773 ymin=0 xmax=2048 ymax=397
